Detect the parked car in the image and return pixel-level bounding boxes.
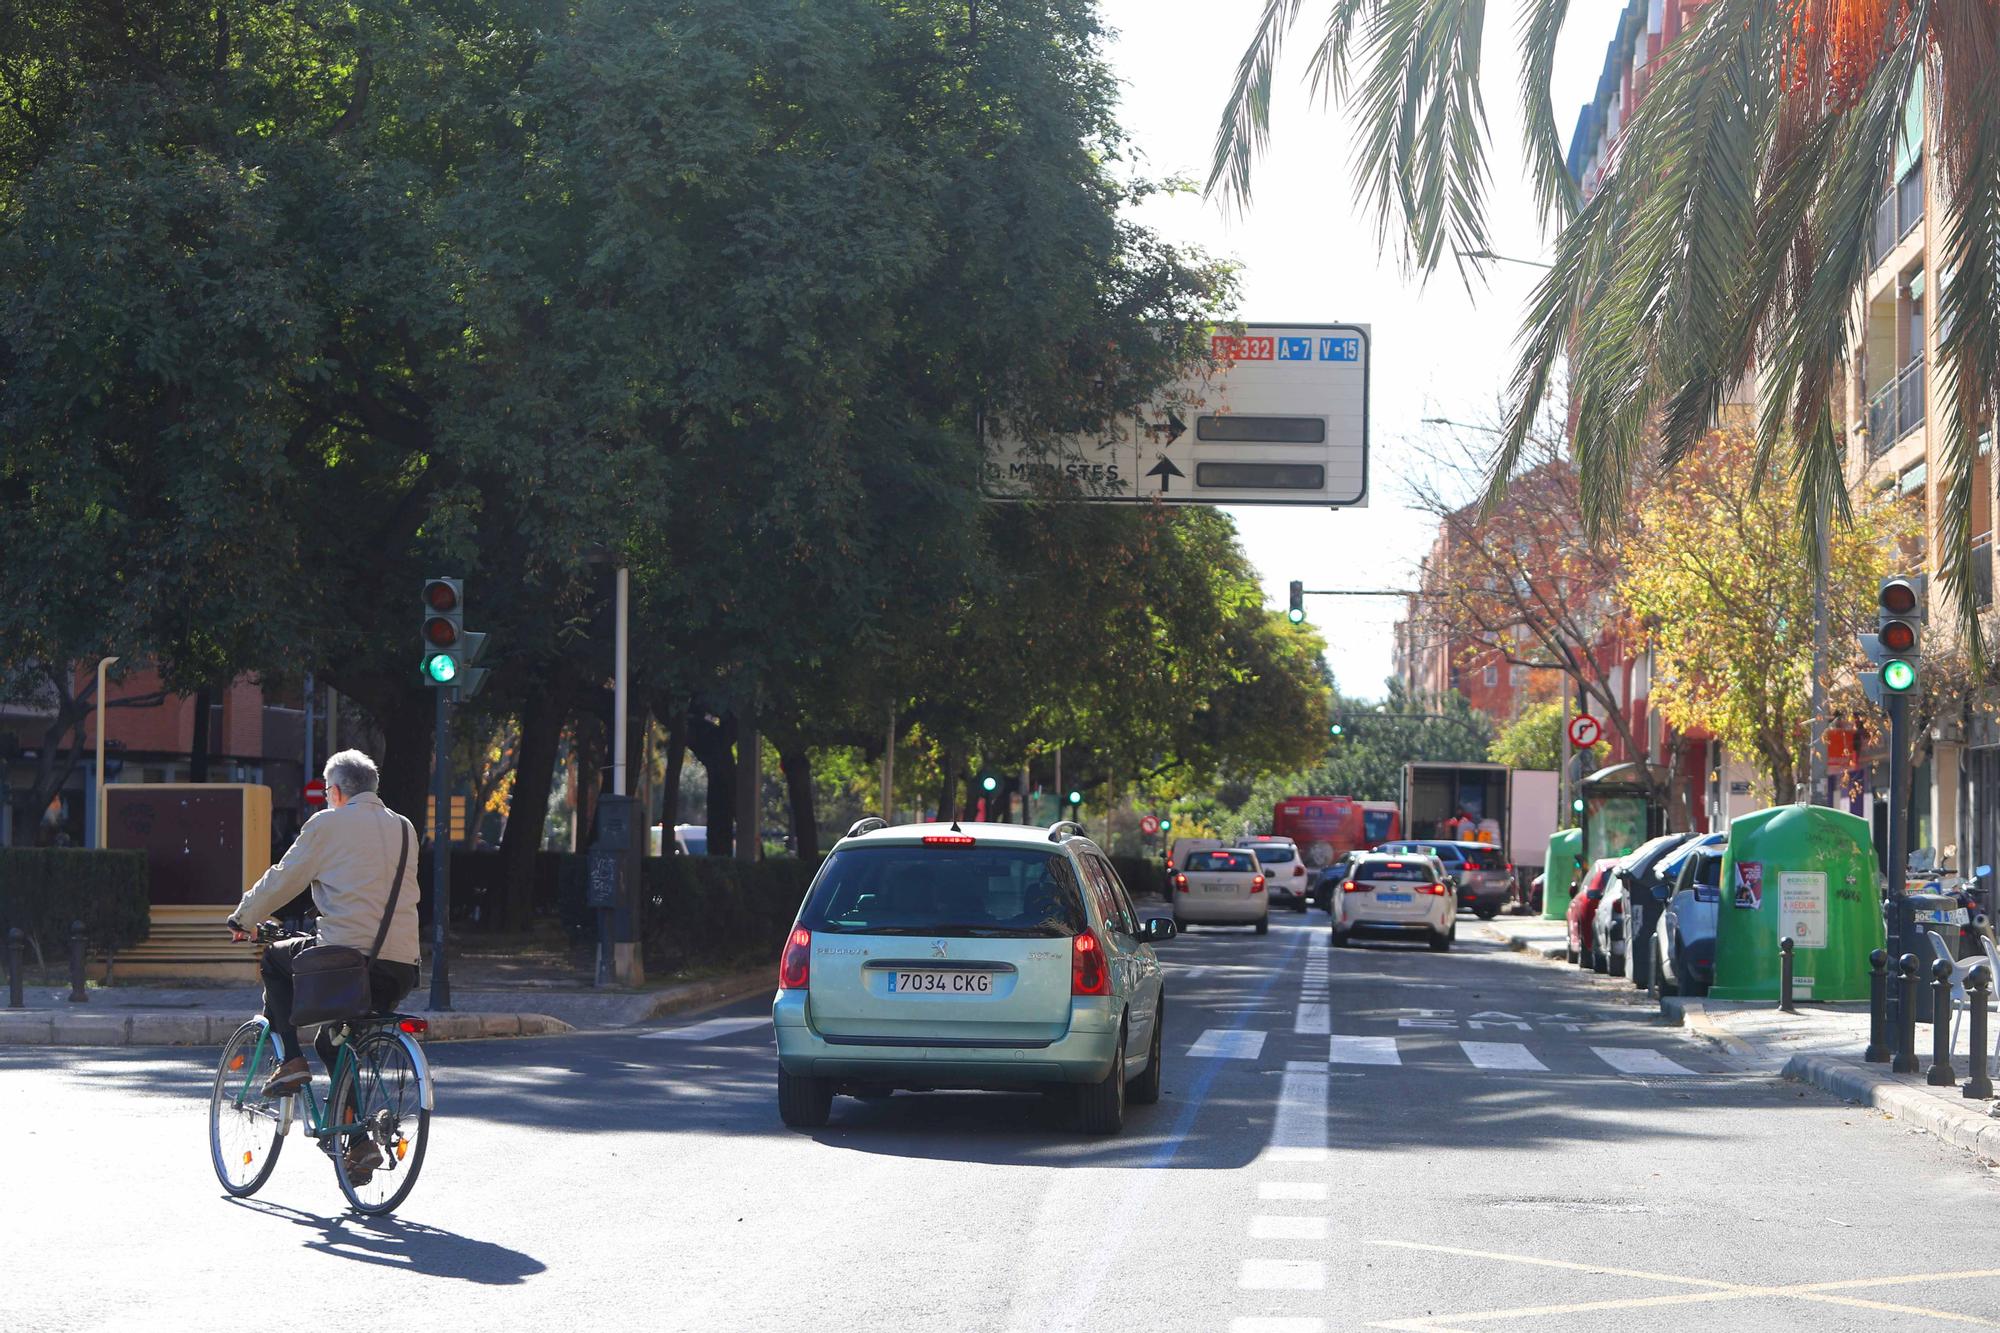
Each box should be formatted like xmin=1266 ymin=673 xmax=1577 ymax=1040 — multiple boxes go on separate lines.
xmin=772 ymin=819 xmax=1173 ymax=1135
xmin=1377 ymin=840 xmax=1517 ymax=919
xmin=1331 ymin=852 xmax=1456 ymax=951
xmin=1566 ymin=859 xmax=1621 ymax=970
xmin=1237 ymin=836 xmax=1310 ymax=912
xmin=1309 ymin=855 xmax=1354 ymax=912
xmin=1172 ymin=847 xmax=1270 ymax=934
xmin=1596 ymin=833 xmax=1696 ymax=980
xmin=1167 ymin=836 xmax=1222 ymax=874
xmin=1657 ymin=833 xmax=1728 ymax=997
xmin=1620 ymin=832 xmax=1702 ymax=989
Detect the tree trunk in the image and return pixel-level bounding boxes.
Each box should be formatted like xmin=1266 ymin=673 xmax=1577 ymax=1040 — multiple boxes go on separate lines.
xmin=374 ymin=686 xmax=434 ymax=838
xmin=780 ymin=744 xmax=818 ymax=860
xmin=500 ymin=671 xmax=569 ymax=928
xmin=1770 ymin=746 xmax=1798 ymax=806
xmin=189 ymin=686 xmax=214 ymax=782
xmin=687 ymin=710 xmax=736 ymax=856
xmin=661 ymin=708 xmax=686 ymax=834
xmin=573 ymin=708 xmax=606 ymax=849
xmin=937 ymin=741 xmax=961 ymax=822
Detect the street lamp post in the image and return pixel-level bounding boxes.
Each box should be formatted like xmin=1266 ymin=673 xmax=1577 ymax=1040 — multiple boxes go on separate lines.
xmin=92 ymin=656 xmax=119 ymax=849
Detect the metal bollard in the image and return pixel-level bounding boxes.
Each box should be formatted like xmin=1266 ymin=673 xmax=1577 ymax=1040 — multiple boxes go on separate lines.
xmin=1779 ymin=936 xmax=1797 ymax=1013
xmin=5 ymin=927 xmax=21 ymax=1009
xmin=1965 ymin=964 xmax=1994 ymax=1099
xmin=1894 ymin=953 xmax=1921 ymax=1074
xmin=1866 ymin=949 xmax=1890 ymax=1062
xmin=1929 ymin=956 xmax=1959 ymax=1086
xmin=67 ymin=920 xmax=86 ymax=1003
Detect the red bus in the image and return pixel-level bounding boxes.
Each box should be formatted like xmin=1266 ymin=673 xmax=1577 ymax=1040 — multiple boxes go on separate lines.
xmin=1359 ymin=801 xmax=1401 ymax=850
xmin=1271 ymin=797 xmax=1364 ymax=870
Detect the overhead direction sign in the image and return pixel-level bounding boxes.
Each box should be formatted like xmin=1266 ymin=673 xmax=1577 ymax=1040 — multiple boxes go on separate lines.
xmin=981 ymin=322 xmax=1370 ymax=508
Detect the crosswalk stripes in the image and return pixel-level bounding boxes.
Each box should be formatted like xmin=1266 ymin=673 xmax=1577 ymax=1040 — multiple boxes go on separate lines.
xmin=1591 ymin=1045 xmax=1699 ymax=1076
xmin=1328 ymin=1035 xmax=1401 ymax=1065
xmin=1458 ymin=1041 xmax=1549 ymax=1071
xmin=1316 ymin=1034 xmax=1708 ymax=1075
xmin=1189 ymin=1028 xmax=1268 ymax=1060
xmin=638 ymin=1015 xmax=770 ymax=1041
xmin=1293 ymin=1003 xmax=1330 ymax=1036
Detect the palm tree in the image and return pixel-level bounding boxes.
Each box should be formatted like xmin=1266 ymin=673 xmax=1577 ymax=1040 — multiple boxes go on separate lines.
xmin=1213 ymin=0 xmax=1998 ymax=648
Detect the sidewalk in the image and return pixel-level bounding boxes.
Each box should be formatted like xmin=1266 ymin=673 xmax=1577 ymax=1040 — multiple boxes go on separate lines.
xmin=1481 ymin=916 xmax=2000 ymax=1165
xmin=0 ymin=959 xmax=775 ymax=1048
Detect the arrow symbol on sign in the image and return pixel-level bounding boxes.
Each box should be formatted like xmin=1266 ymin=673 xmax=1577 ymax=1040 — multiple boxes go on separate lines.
xmin=1144 ymin=409 xmax=1186 ymax=447
xmin=1147 ymin=456 xmax=1185 ymax=493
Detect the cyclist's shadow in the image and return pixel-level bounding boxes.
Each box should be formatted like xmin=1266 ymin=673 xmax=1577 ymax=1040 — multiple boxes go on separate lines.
xmin=226 ymin=1198 xmax=545 ymax=1285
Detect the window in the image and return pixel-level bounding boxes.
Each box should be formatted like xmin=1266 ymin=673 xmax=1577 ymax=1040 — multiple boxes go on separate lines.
xmin=1509 ymin=665 xmax=1527 ymax=686
xmin=1083 ymin=855 xmax=1136 ymax=935
xmin=1185 ymin=850 xmax=1255 ymax=873
xmin=798 ymin=846 xmax=1086 ymax=936
xmin=1483 ymin=664 xmax=1499 ymax=687
xmin=1355 ymin=860 xmax=1437 ymax=882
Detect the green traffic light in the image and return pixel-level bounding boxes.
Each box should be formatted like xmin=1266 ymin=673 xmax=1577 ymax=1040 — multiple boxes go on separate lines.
xmin=1571 ymin=797 xmax=1584 ymax=813
xmin=1160 ymin=819 xmax=1171 ymax=832
xmin=425 ymin=653 xmax=458 ymax=683
xmin=1286 ymin=608 xmax=1305 ymax=624
xmin=980 ymin=775 xmax=998 ymax=793
xmin=1329 ymin=722 xmax=1344 ymax=736
xmin=1883 ymin=657 xmax=1917 ymax=692
xmin=1067 ymin=790 xmax=1082 ymax=806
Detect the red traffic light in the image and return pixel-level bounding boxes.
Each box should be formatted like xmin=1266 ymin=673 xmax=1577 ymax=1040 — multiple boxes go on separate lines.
xmin=424 ymin=615 xmax=459 ymax=648
xmin=1880 ymin=579 xmax=1918 ymax=616
xmin=424 ymin=579 xmax=460 ymax=612
xmin=1881 ymin=620 xmax=1917 ymax=652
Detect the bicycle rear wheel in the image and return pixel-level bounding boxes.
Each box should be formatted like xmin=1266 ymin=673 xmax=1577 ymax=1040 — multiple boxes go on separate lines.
xmin=209 ymin=1020 xmax=287 ymax=1197
xmin=329 ymin=1030 xmax=430 ymax=1215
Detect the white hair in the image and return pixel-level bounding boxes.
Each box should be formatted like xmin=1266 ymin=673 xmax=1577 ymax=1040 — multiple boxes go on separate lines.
xmin=323 ymin=749 xmax=380 ymax=797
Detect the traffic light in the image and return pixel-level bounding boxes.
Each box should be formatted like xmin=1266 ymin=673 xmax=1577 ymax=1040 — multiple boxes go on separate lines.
xmin=1329 ymin=720 xmax=1345 ymax=737
xmin=1159 ymin=818 xmax=1171 ymax=833
xmin=1864 ymin=575 xmax=1924 ymax=702
xmin=422 ymin=578 xmax=463 ymax=686
xmin=980 ymin=774 xmax=999 ymax=794
xmin=1066 ymin=789 xmax=1083 ymax=809
xmin=1287 ymin=580 xmax=1305 ymax=624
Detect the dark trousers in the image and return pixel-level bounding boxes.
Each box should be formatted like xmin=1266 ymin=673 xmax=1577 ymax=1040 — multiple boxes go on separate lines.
xmin=260 ymin=937 xmax=420 ymax=1069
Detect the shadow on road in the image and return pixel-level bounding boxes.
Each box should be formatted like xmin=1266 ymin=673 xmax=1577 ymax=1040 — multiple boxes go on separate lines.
xmin=226 ymin=1197 xmax=546 ymax=1284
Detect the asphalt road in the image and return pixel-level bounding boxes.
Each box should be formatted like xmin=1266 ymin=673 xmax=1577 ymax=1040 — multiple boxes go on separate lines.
xmin=14 ymin=914 xmax=2000 ymax=1331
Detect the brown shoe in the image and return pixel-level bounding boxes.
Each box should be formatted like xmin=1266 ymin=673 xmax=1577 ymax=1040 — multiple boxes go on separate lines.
xmin=260 ymin=1056 xmax=310 ymax=1099
xmin=345 ymin=1138 xmax=386 ymax=1186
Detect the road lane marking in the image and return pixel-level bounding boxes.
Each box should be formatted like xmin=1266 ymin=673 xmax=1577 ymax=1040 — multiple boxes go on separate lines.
xmin=1250 ymin=1215 xmax=1329 ymax=1240
xmin=1459 ymin=1041 xmax=1547 ymax=1071
xmin=1267 ymin=1060 xmax=1329 ymax=1159
xmin=1230 ymin=1320 xmax=1326 ymax=1332
xmin=1258 ymin=1181 xmax=1329 ymax=1201
xmin=1294 ymin=1003 xmax=1330 ymax=1035
xmin=1188 ymin=1029 xmax=1267 ymax=1060
xmin=1591 ymin=1046 xmax=1697 ymax=1075
xmin=1330 ymin=1035 xmax=1400 ymax=1065
xmin=1240 ymin=1259 xmax=1325 ymax=1291
xmin=638 ymin=1015 xmax=769 ymax=1041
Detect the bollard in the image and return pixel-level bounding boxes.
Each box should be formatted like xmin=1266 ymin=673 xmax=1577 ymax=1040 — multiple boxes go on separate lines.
xmin=67 ymin=920 xmax=87 ymax=1003
xmin=1965 ymin=964 xmax=1994 ymax=1100
xmin=1866 ymin=949 xmax=1891 ymax=1062
xmin=1779 ymin=936 xmax=1797 ymax=1013
xmin=1929 ymin=956 xmax=1959 ymax=1086
xmin=5 ymin=927 xmax=21 ymax=1009
xmin=1894 ymin=953 xmax=1921 ymax=1074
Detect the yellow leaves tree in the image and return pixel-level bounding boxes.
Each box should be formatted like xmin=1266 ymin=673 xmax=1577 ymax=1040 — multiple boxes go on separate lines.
xmin=1621 ymin=431 xmax=1917 ymax=804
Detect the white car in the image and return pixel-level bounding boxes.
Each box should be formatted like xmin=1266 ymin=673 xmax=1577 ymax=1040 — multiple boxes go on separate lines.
xmin=1237 ymin=837 xmax=1311 ymax=912
xmin=1172 ymin=847 xmax=1270 ymax=934
xmin=1331 ymin=853 xmax=1456 ymax=951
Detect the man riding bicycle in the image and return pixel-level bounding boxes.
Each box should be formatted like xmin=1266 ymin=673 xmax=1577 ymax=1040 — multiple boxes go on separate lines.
xmin=226 ymin=749 xmax=421 ymax=1172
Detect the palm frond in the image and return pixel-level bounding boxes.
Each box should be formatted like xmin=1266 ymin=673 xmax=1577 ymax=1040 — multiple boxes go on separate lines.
xmin=1207 ymin=0 xmax=1309 ymax=211
xmin=1517 ymin=0 xmax=1581 ymax=229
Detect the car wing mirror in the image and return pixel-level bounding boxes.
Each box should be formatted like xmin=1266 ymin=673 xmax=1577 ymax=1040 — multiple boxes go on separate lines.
xmin=1138 ymin=917 xmax=1177 ymax=944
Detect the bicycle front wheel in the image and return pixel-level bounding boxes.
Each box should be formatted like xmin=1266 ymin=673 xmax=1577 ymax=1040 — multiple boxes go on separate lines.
xmin=209 ymin=1020 xmax=287 ymax=1197
xmin=329 ymin=1031 xmax=430 ymax=1215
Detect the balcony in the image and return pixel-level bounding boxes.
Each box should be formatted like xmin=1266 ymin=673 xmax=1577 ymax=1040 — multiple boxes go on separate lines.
xmin=1868 ymin=161 xmax=1925 ymax=266
xmin=1978 ymin=540 xmax=1995 ymax=611
xmin=1897 ymin=356 xmax=1926 ymax=438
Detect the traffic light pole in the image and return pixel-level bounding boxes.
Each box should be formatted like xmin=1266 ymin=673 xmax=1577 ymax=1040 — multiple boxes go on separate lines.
xmin=428 ymin=687 xmax=453 ymax=1011
xmin=1884 ymin=691 xmax=1910 ymax=1038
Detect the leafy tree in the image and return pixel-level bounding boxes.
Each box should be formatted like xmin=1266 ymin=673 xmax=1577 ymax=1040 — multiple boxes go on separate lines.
xmin=1489 ymin=699 xmax=1606 ymax=773
xmin=1621 ymin=430 xmax=1917 ymax=801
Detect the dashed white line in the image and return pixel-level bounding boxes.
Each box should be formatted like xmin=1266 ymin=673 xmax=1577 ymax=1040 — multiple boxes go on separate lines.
xmin=1329 ymin=1035 xmax=1401 ymax=1066
xmin=1188 ymin=1029 xmax=1268 ymax=1060
xmin=1460 ymin=1041 xmax=1549 ymax=1071
xmin=1593 ymin=1046 xmax=1698 ymax=1076
xmin=1250 ymin=1215 xmax=1330 ymax=1240
xmin=1268 ymin=1059 xmax=1329 ymax=1160
xmin=1294 ymin=1003 xmax=1330 ymax=1035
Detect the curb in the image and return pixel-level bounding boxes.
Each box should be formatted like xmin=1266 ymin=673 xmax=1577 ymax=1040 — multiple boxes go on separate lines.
xmin=1784 ymin=1052 xmax=2000 ymax=1162
xmin=1482 ymin=925 xmax=1569 ymax=962
xmin=1658 ymin=997 xmax=1756 ymax=1056
xmin=632 ymin=965 xmax=774 ymax=1025
xmin=0 ymin=1009 xmax=574 ymax=1048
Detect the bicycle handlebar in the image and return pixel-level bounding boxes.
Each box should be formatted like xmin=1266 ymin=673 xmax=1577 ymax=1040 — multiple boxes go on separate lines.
xmin=225 ymin=919 xmax=312 ymax=944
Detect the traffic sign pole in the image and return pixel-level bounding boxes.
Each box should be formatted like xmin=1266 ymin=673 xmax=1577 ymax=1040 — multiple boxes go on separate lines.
xmin=428 ymin=687 xmax=452 ymax=1012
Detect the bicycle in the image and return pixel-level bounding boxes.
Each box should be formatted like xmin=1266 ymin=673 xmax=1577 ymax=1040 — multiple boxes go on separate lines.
xmin=208 ymin=921 xmax=434 ymax=1215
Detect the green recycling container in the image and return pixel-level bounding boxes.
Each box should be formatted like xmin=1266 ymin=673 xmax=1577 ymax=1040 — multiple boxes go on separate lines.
xmin=1708 ymin=804 xmax=1883 ymax=1002
xmin=1542 ymin=827 xmax=1583 ymax=921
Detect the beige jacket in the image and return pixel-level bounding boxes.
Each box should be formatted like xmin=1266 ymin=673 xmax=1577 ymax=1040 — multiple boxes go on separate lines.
xmin=235 ymin=792 xmax=422 ymax=966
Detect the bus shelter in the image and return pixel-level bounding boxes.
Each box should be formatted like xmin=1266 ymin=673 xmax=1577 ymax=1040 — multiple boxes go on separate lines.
xmin=1579 ymin=762 xmax=1670 ymax=868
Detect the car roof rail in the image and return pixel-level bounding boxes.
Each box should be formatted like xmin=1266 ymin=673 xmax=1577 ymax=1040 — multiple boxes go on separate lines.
xmin=1046 ymin=820 xmax=1087 ymax=843
xmin=844 ymin=817 xmax=889 ymax=839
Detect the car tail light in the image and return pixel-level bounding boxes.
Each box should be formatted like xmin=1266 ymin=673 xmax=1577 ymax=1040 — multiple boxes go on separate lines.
xmin=1251 ymin=875 xmax=1265 ymax=893
xmin=1293 ymin=864 xmax=1305 ymax=877
xmin=1072 ymin=932 xmax=1110 ymax=995
xmin=1419 ymin=883 xmax=1449 ymax=896
xmin=922 ymin=835 xmax=976 ymax=846
xmin=1174 ymin=873 xmax=1189 ymax=893
xmin=1341 ymin=880 xmax=1364 ymax=893
xmin=779 ymin=927 xmax=811 ymax=989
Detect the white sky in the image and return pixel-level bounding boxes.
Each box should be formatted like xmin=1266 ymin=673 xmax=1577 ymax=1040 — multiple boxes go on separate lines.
xmin=1099 ymin=0 xmax=1621 ymax=700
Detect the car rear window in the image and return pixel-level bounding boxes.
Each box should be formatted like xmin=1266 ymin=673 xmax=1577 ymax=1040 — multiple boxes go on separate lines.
xmin=1356 ymin=860 xmax=1434 ymax=882
xmin=1186 ymin=850 xmax=1256 ymax=872
xmin=1460 ymin=847 xmax=1507 ymax=869
xmin=799 ymin=846 xmax=1086 ymax=937
xmin=1362 ymin=810 xmax=1395 ymax=841
xmin=1243 ymin=845 xmax=1295 ymax=865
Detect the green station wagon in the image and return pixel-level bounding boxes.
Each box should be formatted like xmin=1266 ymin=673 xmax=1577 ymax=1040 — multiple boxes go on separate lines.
xmin=772 ymin=819 xmax=1174 ymax=1135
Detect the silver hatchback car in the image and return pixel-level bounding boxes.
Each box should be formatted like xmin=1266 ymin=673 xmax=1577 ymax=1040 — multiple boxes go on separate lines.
xmin=773 ymin=819 xmax=1173 ymax=1135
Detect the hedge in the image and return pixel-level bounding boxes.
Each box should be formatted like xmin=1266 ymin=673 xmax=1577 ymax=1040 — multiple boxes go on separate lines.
xmin=639 ymin=856 xmax=821 ymax=975
xmin=0 ymin=849 xmax=151 ymax=965
xmin=1109 ymin=855 xmax=1168 ymax=901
